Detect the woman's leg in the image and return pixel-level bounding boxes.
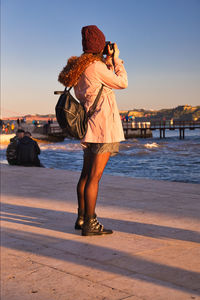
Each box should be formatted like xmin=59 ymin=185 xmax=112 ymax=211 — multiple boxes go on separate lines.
xmin=84 ymin=152 xmax=110 ymax=217
xmin=75 ymin=153 xmax=92 ymax=229
xmin=76 ymin=153 xmax=91 ymax=213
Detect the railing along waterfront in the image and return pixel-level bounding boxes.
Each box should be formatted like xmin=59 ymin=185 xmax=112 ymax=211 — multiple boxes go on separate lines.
xmin=122 ymin=120 xmax=200 ymax=139
xmin=47 ymin=121 xmax=200 ymax=140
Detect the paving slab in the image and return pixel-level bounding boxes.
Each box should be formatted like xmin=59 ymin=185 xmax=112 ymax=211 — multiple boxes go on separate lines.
xmin=1 ymin=164 xmax=200 ymax=300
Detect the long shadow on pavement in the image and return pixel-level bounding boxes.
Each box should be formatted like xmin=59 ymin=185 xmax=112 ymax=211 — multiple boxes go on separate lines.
xmin=1 ymin=225 xmax=200 ymax=295
xmin=1 ymin=202 xmax=200 ymax=244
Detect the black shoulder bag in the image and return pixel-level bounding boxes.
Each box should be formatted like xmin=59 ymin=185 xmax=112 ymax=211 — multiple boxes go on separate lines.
xmin=55 ymin=85 xmax=103 ymax=140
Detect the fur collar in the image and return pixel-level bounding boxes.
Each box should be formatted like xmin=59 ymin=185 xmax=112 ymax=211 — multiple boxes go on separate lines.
xmin=58 ymin=53 xmax=104 ymax=87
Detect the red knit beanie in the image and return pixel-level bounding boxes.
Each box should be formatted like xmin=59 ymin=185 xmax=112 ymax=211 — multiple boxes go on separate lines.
xmin=82 ymin=25 xmax=106 ymax=53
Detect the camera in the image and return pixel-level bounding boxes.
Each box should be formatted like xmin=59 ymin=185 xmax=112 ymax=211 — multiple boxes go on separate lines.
xmin=103 ymin=41 xmax=114 ymax=55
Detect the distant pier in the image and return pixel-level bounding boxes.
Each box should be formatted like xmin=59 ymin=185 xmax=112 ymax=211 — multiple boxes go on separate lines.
xmin=30 ymin=120 xmax=200 ymax=141
xmin=123 ymin=120 xmax=200 ymax=139
xmin=32 ymin=124 xmax=67 ymax=142
xmin=122 ymin=122 xmax=152 ymax=138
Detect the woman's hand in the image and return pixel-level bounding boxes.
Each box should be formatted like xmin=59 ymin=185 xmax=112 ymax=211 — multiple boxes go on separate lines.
xmin=107 ymin=44 xmax=114 ymax=57
xmin=113 ymin=43 xmax=120 ymax=59
xmin=106 ymin=43 xmax=120 ymax=59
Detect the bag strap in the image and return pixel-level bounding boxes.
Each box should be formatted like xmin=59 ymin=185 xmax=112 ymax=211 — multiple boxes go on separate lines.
xmin=54 ymin=87 xmax=72 ymax=95
xmin=87 ymin=85 xmax=104 ymax=118
xmin=66 ymin=87 xmax=72 ymax=92
xmin=63 ymin=85 xmax=103 ymax=118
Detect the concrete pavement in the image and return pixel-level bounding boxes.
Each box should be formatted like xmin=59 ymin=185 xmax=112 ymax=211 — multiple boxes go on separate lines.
xmin=1 ymin=164 xmax=200 ymax=300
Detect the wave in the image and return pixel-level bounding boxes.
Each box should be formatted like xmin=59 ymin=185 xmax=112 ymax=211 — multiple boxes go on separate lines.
xmin=0 ymin=160 xmax=8 ymax=164
xmin=0 ymin=145 xmax=7 ymax=150
xmin=144 ymin=142 xmax=160 ymax=149
xmin=0 ymin=134 xmax=15 ymax=145
xmin=40 ymin=143 xmax=82 ymax=151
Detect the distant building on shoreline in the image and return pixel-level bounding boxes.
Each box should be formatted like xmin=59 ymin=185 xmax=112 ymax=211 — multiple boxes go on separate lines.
xmin=2 ymin=114 xmax=57 ymax=123
xmin=2 ymin=105 xmax=200 ymax=123
xmin=120 ymin=105 xmax=200 ymax=122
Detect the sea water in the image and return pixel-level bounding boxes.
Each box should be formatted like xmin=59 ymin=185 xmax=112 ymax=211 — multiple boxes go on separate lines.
xmin=1 ymin=130 xmax=200 ymax=183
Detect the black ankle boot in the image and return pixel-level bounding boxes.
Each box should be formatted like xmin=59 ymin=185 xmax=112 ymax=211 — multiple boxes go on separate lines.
xmin=75 ymin=209 xmax=84 ymax=230
xmin=82 ymin=214 xmax=113 ymax=236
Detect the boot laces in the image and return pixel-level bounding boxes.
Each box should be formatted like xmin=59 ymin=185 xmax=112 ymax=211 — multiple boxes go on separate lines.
xmin=92 ymin=216 xmax=104 ymax=231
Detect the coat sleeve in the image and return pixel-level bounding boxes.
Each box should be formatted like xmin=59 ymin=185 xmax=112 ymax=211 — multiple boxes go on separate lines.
xmin=94 ymin=58 xmax=128 ymax=89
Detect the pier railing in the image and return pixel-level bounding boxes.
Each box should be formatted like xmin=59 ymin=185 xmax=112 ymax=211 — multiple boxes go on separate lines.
xmin=149 ymin=120 xmax=200 ymax=129
xmin=122 ymin=120 xmax=200 ymax=129
xmin=122 ymin=120 xmax=200 ymax=139
xmin=47 ymin=120 xmax=200 ymax=139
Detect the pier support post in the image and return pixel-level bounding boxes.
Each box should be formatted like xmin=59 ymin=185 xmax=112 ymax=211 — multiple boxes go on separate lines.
xmin=160 ymin=129 xmax=166 ymax=139
xmin=179 ymin=128 xmax=185 ymax=139
xmin=141 ymin=129 xmax=147 ymax=138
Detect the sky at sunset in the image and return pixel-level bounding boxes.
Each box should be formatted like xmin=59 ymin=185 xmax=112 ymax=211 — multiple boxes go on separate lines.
xmin=1 ymin=0 xmax=200 ymax=117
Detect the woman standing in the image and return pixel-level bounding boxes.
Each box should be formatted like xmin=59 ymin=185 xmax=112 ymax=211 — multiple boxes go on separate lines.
xmin=58 ymin=25 xmax=128 ymax=236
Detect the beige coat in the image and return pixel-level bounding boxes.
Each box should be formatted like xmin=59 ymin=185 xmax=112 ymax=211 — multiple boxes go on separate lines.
xmin=74 ymin=57 xmax=128 ymax=143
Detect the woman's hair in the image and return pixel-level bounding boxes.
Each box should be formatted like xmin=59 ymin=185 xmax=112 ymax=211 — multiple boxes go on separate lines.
xmin=58 ymin=53 xmax=104 ymax=87
xmin=58 ymin=25 xmax=106 ymax=87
